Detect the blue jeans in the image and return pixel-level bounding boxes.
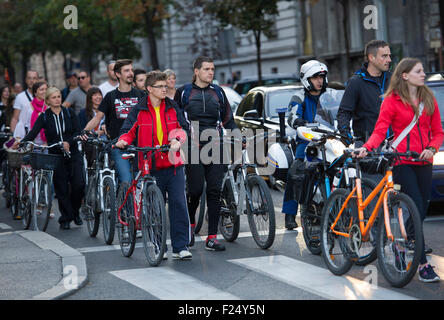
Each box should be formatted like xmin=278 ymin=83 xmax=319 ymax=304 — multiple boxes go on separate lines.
xmin=111 ymin=148 xmax=132 ymax=183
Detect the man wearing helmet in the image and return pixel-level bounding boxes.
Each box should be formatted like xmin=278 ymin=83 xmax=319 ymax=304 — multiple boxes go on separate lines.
xmin=283 ymin=60 xmax=329 ymax=230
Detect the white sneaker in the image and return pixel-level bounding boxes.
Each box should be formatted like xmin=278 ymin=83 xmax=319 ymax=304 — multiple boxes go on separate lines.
xmin=172 ymin=250 xmax=192 ymax=260
xmin=136 ymin=230 xmax=142 ymax=238
xmin=163 ymin=252 xmax=168 ymax=260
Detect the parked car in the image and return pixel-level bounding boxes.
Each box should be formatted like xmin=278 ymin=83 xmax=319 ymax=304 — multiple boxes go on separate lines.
xmin=233 ymin=74 xmax=300 ymax=96
xmin=427 ymin=77 xmax=444 ymax=205
xmin=221 ymin=85 xmax=242 ymax=114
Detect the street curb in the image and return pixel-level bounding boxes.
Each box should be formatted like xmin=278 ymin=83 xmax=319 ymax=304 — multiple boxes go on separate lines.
xmin=17 ymin=230 xmax=88 ymax=300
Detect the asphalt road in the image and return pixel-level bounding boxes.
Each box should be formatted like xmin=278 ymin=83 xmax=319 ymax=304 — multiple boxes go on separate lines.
xmin=1 ymin=186 xmax=444 ymax=301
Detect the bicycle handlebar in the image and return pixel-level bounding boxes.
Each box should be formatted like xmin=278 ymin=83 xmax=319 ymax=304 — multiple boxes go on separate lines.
xmin=19 ymin=141 xmax=71 ymax=158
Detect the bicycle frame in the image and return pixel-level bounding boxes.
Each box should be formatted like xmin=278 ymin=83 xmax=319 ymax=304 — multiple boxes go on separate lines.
xmin=116 ymin=148 xmax=159 ymax=229
xmin=329 ymin=166 xmax=403 ymax=243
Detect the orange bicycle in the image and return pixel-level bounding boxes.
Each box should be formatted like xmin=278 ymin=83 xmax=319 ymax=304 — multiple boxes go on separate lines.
xmin=320 ymin=150 xmax=424 ymax=288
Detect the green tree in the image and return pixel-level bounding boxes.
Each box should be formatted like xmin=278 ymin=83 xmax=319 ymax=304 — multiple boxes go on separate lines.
xmin=207 ymin=0 xmax=280 ymax=85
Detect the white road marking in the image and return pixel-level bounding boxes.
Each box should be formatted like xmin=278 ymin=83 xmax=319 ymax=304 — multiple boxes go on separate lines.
xmin=76 ymin=228 xmax=297 ymax=253
xmin=0 ymin=223 xmax=12 ymax=230
xmin=110 ymin=267 xmax=239 ymax=300
xmin=228 ymin=255 xmax=417 ymax=300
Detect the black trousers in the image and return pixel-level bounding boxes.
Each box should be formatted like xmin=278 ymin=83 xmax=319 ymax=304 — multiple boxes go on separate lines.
xmin=393 ymin=164 xmax=432 ymax=265
xmin=186 ymin=162 xmax=225 ymax=236
xmin=53 ymin=152 xmax=85 ymax=224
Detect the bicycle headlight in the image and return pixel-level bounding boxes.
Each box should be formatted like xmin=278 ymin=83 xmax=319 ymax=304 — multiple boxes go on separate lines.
xmin=433 ymin=151 xmax=444 ymax=165
xmin=306 ymin=144 xmax=318 ymax=158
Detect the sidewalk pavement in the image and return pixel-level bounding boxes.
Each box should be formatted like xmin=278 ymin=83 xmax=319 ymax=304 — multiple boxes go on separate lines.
xmin=0 ymin=230 xmax=87 ymax=300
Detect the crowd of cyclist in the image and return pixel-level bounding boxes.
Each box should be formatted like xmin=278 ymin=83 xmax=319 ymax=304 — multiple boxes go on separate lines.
xmin=0 ymin=39 xmax=442 ymax=282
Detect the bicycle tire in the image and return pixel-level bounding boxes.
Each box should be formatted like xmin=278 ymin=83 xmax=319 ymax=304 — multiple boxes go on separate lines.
xmin=85 ymin=176 xmax=100 ymax=237
xmin=354 ymin=177 xmax=379 ymax=266
xmin=301 ymin=203 xmax=322 ymax=255
xmin=141 ymin=183 xmax=167 ymax=267
xmin=246 ymin=174 xmax=276 ymax=249
xmin=320 ymin=188 xmax=354 ymax=275
xmin=21 ymin=179 xmax=33 ymax=230
xmin=102 ymin=176 xmax=117 ymax=245
xmin=3 ymin=163 xmax=11 ymax=208
xmin=194 ymin=182 xmax=206 ymax=234
xmin=10 ymin=169 xmax=19 ymax=219
xmin=117 ymin=182 xmax=136 ymax=257
xmin=218 ymin=179 xmax=240 ymax=242
xmin=33 ymin=174 xmax=52 ymax=232
xmin=376 ymin=192 xmax=423 ymax=288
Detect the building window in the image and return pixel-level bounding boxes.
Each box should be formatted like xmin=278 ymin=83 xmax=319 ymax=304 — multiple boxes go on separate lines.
xmin=271 ymin=67 xmax=278 ymax=74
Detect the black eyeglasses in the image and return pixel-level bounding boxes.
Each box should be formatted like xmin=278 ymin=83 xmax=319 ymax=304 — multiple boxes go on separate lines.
xmin=150 ymin=85 xmax=168 ymax=90
xmin=77 ymin=76 xmax=87 ymax=80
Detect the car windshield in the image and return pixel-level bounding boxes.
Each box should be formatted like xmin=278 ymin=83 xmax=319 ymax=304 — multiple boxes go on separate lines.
xmin=429 ymin=85 xmax=444 ymax=123
xmin=267 ymin=89 xmax=300 ymax=118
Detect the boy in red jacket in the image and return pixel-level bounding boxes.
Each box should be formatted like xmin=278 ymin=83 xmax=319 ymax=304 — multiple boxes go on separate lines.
xmin=116 ymin=70 xmax=191 ymax=260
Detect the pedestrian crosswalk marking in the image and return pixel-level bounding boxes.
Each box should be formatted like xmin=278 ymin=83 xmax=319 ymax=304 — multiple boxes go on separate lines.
xmin=110 ymin=267 xmax=240 ymax=300
xmin=0 ymin=223 xmax=12 ymax=230
xmin=228 ymin=255 xmax=416 ymax=300
xmin=76 ymin=228 xmax=298 ymax=253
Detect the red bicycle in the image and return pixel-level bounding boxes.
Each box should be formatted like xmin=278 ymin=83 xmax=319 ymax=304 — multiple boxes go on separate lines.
xmin=115 ymin=144 xmax=168 ymax=267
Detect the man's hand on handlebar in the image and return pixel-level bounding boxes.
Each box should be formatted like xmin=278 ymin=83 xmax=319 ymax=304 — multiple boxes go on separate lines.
xmin=420 ymin=148 xmax=434 ymax=161
xmin=115 ymin=139 xmax=128 ymax=149
xmin=353 ymin=147 xmax=368 ymax=158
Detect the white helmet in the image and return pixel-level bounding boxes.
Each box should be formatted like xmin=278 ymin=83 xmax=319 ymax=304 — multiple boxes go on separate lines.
xmin=300 ymin=60 xmax=328 ymax=91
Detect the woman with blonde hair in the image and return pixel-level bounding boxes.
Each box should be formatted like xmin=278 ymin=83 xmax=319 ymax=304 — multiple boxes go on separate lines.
xmin=164 ymin=69 xmax=177 ymax=99
xmin=13 ymin=87 xmax=85 ymax=230
xmin=356 ymin=58 xmax=444 ymax=282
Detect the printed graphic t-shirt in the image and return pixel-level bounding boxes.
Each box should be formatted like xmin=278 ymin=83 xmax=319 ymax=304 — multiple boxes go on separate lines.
xmin=98 ymin=88 xmax=145 ymax=140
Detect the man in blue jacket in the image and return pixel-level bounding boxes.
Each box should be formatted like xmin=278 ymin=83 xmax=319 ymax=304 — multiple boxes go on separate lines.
xmin=283 ymin=60 xmax=329 ymax=229
xmin=337 ymin=40 xmax=392 ymax=147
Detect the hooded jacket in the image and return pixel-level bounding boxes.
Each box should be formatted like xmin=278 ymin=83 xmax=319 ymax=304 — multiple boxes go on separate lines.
xmin=337 ymin=63 xmax=391 ymax=143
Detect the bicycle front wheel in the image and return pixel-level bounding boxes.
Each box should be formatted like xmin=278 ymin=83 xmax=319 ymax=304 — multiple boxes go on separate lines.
xmin=376 ymin=192 xmax=423 ymax=288
xmin=84 ymin=176 xmax=100 ymax=237
xmin=194 ymin=182 xmax=206 ymax=234
xmin=117 ymin=182 xmax=136 ymax=257
xmin=102 ymin=177 xmax=117 ymax=245
xmin=10 ymin=169 xmax=19 ymax=219
xmin=141 ymin=183 xmax=167 ymax=267
xmin=33 ymin=174 xmax=52 ymax=232
xmin=246 ymin=174 xmax=276 ymax=249
xmin=218 ymin=179 xmax=240 ymax=242
xmin=21 ymin=179 xmax=33 ymax=230
xmin=320 ymin=188 xmax=354 ymax=275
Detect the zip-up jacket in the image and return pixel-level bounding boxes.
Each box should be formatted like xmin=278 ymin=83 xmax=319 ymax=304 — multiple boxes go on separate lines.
xmin=22 ymin=106 xmax=81 ymax=155
xmin=174 ymin=83 xmax=238 ymax=145
xmin=337 ymin=63 xmax=391 ymax=142
xmin=119 ymin=95 xmax=187 ymax=171
xmin=363 ymin=92 xmax=444 ymax=166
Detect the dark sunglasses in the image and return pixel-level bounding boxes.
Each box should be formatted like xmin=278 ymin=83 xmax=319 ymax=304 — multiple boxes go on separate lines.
xmin=77 ymin=76 xmax=87 ymax=80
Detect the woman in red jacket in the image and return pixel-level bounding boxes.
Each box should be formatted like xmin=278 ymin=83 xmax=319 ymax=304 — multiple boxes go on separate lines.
xmin=356 ymin=58 xmax=444 ymax=283
xmin=116 ymin=70 xmax=191 ymax=260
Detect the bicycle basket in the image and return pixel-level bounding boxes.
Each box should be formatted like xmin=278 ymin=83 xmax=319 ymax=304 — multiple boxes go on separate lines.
xmin=7 ymin=150 xmax=30 ymax=168
xmin=30 ymin=152 xmax=63 ymax=171
xmin=288 ymin=159 xmax=319 ymax=205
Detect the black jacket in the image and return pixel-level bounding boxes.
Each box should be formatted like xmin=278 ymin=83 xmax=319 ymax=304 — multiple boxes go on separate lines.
xmin=336 ymin=63 xmax=391 ymax=142
xmin=174 ymin=83 xmax=238 ymax=135
xmin=23 ymin=106 xmax=81 ymax=155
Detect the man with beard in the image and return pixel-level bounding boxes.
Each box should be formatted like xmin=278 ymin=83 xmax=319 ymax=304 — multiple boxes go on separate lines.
xmin=83 ymin=59 xmax=144 ymax=183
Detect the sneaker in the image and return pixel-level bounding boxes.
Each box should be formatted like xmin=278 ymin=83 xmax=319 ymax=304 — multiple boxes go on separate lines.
xmin=136 ymin=230 xmax=142 ymax=238
xmin=391 ymin=243 xmax=406 ymax=272
xmin=419 ymin=264 xmax=440 ymax=283
xmin=49 ymin=212 xmax=55 ymax=219
xmin=205 ymin=236 xmax=225 ymax=251
xmin=172 ymin=250 xmax=192 ymax=260
xmin=163 ymin=252 xmax=168 ymax=260
xmin=406 ymin=240 xmax=432 ymax=255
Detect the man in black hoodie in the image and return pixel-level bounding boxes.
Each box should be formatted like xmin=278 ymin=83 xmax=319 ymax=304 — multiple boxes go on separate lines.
xmin=337 ymin=40 xmax=392 ymax=147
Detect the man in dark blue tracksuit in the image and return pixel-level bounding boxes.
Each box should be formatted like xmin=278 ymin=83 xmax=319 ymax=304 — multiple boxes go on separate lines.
xmin=337 ymin=40 xmax=392 ymax=147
